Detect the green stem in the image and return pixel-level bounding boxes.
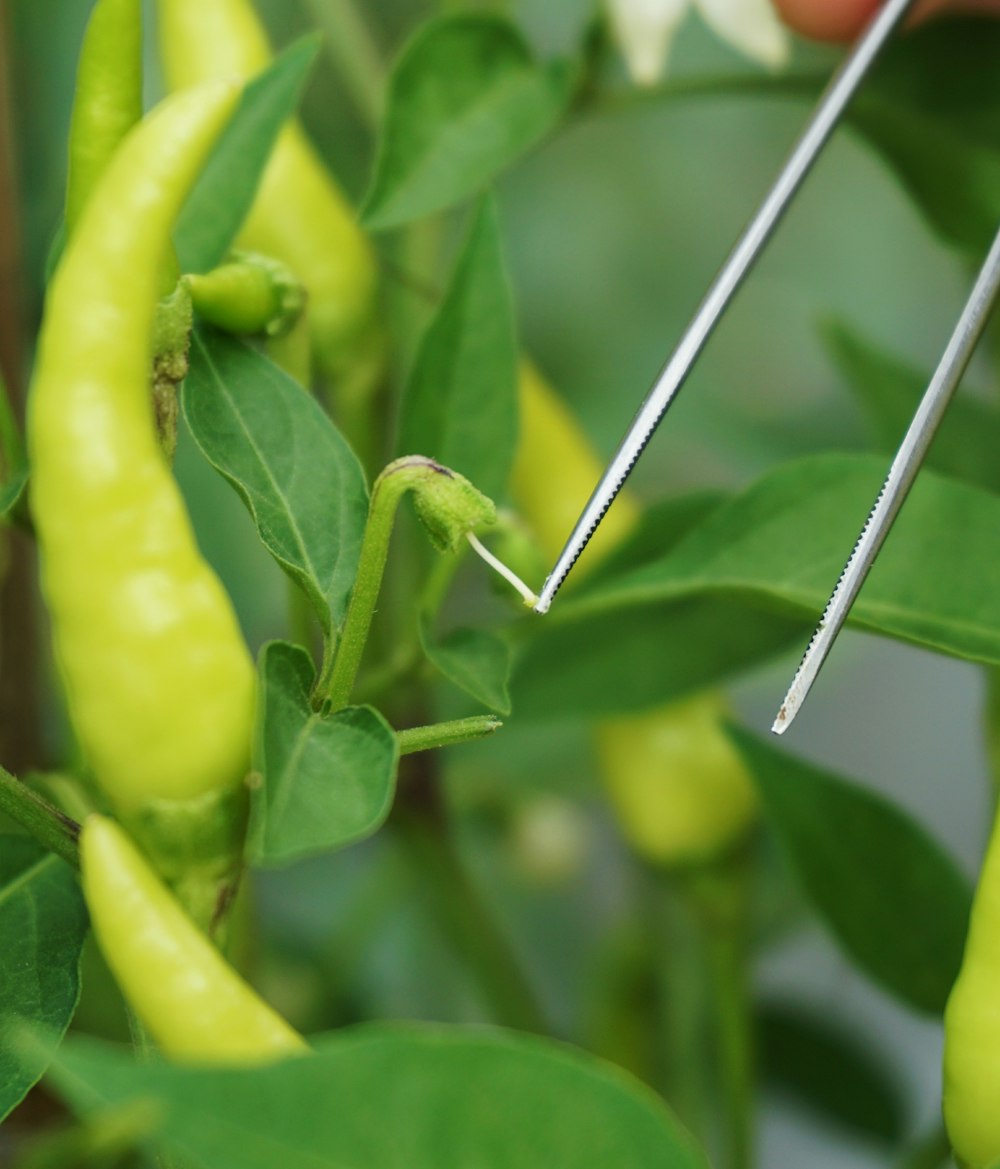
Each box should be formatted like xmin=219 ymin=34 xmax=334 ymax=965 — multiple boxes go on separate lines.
xmin=580 ymin=70 xmax=825 ymax=123
xmin=650 ymin=872 xmax=714 ymax=1139
xmin=650 ymin=858 xmax=755 ymax=1169
xmin=315 ymin=459 xmax=422 ymax=707
xmin=315 ymin=456 xmax=486 ymax=709
xmin=303 ymin=0 xmax=386 ymax=130
xmin=0 ymin=766 xmax=80 ymax=867
xmin=398 ymin=715 xmax=501 ymax=755
xmin=392 ymin=751 xmax=547 ymax=1034
xmin=694 ymin=868 xmax=754 ymax=1169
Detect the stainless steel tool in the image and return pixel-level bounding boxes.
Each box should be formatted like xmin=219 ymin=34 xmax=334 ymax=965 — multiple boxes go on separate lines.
xmin=530 ymin=0 xmax=1000 ymax=732
xmin=772 ymin=224 xmax=1000 ymax=733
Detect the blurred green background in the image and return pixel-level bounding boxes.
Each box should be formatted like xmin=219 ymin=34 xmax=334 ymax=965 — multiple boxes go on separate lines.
xmin=4 ymin=2 xmax=990 ymax=1165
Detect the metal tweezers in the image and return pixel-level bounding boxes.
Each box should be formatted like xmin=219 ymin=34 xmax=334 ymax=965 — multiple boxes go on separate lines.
xmin=531 ymin=0 xmax=1000 ymax=734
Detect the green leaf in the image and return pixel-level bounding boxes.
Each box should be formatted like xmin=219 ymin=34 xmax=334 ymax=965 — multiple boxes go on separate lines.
xmin=730 ymin=726 xmax=971 ymax=1014
xmin=44 ymin=1023 xmax=709 ymax=1169
xmin=248 ymin=641 xmax=398 ymax=867
xmin=822 ymin=319 xmax=1000 ymax=495
xmin=396 ymin=196 xmax=518 ymax=499
xmin=847 ymin=18 xmax=1000 ymax=254
xmin=363 ymin=14 xmax=576 ymax=229
xmin=0 ymin=838 xmax=88 ymax=1122
xmin=583 ymin=489 xmax=727 ymax=587
xmin=758 ymin=1000 xmax=906 ymax=1143
xmin=848 ymin=97 xmax=1000 ymax=257
xmin=514 ymin=596 xmax=803 ymax=720
xmin=420 ymin=618 xmax=512 ymax=714
xmin=175 ymin=36 xmax=322 ymax=274
xmin=516 ymin=452 xmax=1000 ymax=719
xmin=184 ymin=329 xmax=368 ymax=635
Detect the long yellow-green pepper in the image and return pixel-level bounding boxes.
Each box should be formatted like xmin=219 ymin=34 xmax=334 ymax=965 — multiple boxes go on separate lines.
xmin=29 ymin=82 xmax=256 ymax=820
xmin=81 ymin=815 xmax=305 ymax=1061
xmin=944 ymin=813 xmax=1000 ymax=1167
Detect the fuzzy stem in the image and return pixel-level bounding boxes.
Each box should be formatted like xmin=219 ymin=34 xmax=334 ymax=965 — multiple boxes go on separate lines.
xmin=315 ymin=456 xmax=465 ymax=709
xmin=392 ymin=750 xmax=547 ymax=1034
xmin=397 ymin=715 xmax=501 ymax=756
xmin=0 ymin=766 xmax=80 ymax=867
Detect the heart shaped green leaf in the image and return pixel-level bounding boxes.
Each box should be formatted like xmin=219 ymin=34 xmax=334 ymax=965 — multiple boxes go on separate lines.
xmin=248 ymin=641 xmax=398 ymax=867
xmin=730 ymin=725 xmax=971 ymax=1014
xmin=396 ymin=196 xmax=518 ymax=499
xmin=515 ymin=453 xmax=1000 ymax=718
xmin=363 ymin=14 xmax=576 ymax=229
xmin=184 ymin=329 xmax=369 ymax=634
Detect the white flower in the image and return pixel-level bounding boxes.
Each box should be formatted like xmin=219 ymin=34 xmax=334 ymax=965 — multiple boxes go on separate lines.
xmin=607 ymin=0 xmax=790 ymax=86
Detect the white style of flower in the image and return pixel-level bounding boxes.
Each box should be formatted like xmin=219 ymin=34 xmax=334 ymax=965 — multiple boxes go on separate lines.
xmin=606 ymin=0 xmax=790 ymax=85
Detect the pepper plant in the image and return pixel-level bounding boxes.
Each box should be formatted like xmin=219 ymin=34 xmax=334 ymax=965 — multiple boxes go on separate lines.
xmin=1 ymin=1 xmax=999 ymax=1167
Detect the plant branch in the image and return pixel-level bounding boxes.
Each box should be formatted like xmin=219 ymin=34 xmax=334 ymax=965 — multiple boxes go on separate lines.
xmin=303 ymin=0 xmax=385 ymax=131
xmin=0 ymin=766 xmax=81 ymax=868
xmin=397 ymin=715 xmax=501 ymax=755
xmin=315 ymin=456 xmax=492 ymax=709
xmin=392 ymin=748 xmax=547 ymax=1034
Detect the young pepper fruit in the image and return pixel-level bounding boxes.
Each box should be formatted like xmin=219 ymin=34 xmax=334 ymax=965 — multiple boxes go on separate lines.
xmin=81 ymin=815 xmax=305 ymax=1061
xmin=156 ymin=0 xmax=383 ymax=409
xmin=29 ymin=83 xmax=256 ymax=825
xmin=511 ymin=363 xmax=757 ymax=866
xmin=943 ymin=812 xmax=1000 ymax=1168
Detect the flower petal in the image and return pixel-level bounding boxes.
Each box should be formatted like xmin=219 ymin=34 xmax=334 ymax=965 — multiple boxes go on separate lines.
xmin=605 ymin=0 xmax=690 ymax=86
xmin=695 ymin=0 xmax=791 ymax=68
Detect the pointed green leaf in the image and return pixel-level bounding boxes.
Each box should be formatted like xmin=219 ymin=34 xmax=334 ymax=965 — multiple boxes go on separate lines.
xmin=184 ymin=329 xmax=369 ymax=634
xmin=176 ymin=36 xmax=322 ymax=274
xmin=249 ymin=641 xmax=398 ymax=867
xmin=849 ymin=96 xmax=1000 ymax=256
xmin=516 ymin=452 xmax=1000 ymax=719
xmin=730 ymin=726 xmax=971 ymax=1014
xmin=758 ymin=1000 xmax=907 ymax=1143
xmin=0 ymin=838 xmax=88 ymax=1121
xmin=420 ymin=619 xmax=512 ymax=714
xmin=823 ymin=319 xmax=1000 ymax=495
xmin=43 ymin=1024 xmax=709 ymax=1169
xmin=396 ymin=197 xmax=518 ymax=498
xmin=846 ymin=18 xmax=1000 ymax=253
xmin=363 ymin=14 xmax=576 ymax=229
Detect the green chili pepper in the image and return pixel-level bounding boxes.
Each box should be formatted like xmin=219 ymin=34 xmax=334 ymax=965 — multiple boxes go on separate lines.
xmin=65 ymin=0 xmax=143 ymax=237
xmin=596 ymin=695 xmax=757 ymax=866
xmin=29 ymin=82 xmax=256 ymax=824
xmin=943 ymin=814 xmax=1000 ymax=1168
xmin=81 ymin=815 xmax=306 ymax=1061
xmin=156 ymin=0 xmax=383 ymax=404
xmin=511 ymin=362 xmax=756 ymax=866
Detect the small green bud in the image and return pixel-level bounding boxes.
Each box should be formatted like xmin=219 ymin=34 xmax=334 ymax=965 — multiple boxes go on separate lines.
xmin=184 ymin=250 xmax=306 ymax=339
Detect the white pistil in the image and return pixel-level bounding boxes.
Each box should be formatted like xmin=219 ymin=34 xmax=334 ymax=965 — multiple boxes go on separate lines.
xmin=466 ymin=532 xmax=540 ymax=609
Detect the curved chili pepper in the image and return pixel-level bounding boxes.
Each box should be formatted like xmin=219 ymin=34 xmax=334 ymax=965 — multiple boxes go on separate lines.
xmin=81 ymin=815 xmax=306 ymax=1061
xmin=944 ymin=814 xmax=1000 ymax=1168
xmin=29 ymin=82 xmax=256 ymax=821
